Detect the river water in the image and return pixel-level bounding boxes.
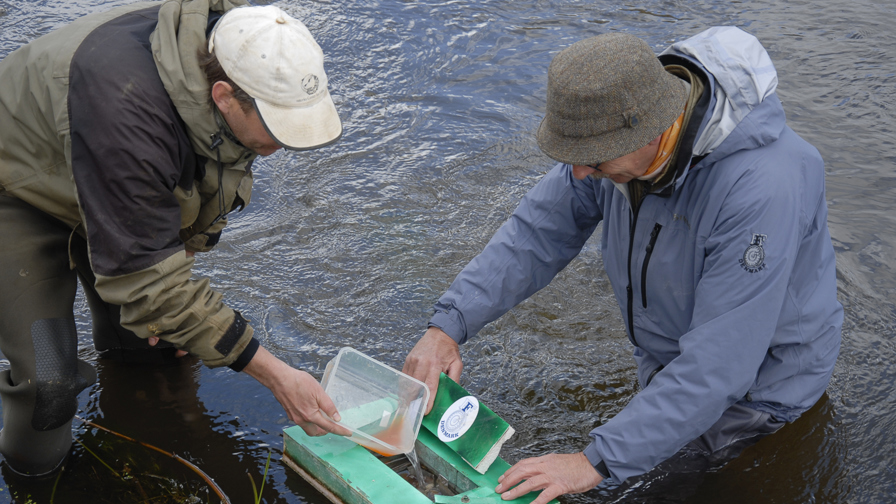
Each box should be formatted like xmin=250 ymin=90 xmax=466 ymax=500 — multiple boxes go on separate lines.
xmin=1 ymin=0 xmax=894 ymax=502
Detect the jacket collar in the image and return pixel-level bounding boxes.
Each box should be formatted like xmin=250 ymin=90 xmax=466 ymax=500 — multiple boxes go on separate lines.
xmin=149 ymin=0 xmax=254 ymax=165
xmin=643 ymin=56 xmax=713 ymax=197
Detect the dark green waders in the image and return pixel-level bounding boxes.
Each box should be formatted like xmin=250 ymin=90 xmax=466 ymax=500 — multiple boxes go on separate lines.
xmin=0 ymin=195 xmax=180 ymax=476
xmin=0 ymin=195 xmax=94 ymax=475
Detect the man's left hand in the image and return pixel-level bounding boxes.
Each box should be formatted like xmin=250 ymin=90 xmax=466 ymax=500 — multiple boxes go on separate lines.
xmin=148 ymin=335 xmax=189 ymax=357
xmin=495 ymin=452 xmax=603 ymax=504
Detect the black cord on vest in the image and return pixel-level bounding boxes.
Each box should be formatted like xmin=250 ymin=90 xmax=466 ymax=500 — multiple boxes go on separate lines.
xmin=209 ymin=132 xmax=226 ymax=225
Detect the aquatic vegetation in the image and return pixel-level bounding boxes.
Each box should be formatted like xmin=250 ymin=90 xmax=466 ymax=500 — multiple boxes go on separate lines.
xmin=6 ymin=417 xmax=281 ymax=504
xmin=248 ymin=449 xmax=272 ymax=504
xmin=7 ymin=418 xmax=231 ymax=503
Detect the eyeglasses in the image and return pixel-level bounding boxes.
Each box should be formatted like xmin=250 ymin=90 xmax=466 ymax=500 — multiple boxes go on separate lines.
xmin=585 ymin=163 xmax=610 ymax=180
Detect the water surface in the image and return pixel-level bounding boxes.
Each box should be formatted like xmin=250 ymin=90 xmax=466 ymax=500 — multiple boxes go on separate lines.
xmin=1 ymin=0 xmax=894 ymax=502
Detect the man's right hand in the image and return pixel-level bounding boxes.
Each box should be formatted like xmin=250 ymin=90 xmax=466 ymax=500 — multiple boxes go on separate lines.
xmin=402 ymin=326 xmax=463 ymax=414
xmin=243 ymin=345 xmax=352 ymax=437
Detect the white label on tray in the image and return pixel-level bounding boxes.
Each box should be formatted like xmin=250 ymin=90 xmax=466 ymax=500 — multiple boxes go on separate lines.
xmin=437 ymin=395 xmax=479 ymax=442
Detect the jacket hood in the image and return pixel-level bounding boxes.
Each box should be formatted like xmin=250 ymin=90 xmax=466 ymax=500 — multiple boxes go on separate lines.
xmin=659 ymin=27 xmax=785 ymax=181
xmin=150 ymin=0 xmax=252 ymax=164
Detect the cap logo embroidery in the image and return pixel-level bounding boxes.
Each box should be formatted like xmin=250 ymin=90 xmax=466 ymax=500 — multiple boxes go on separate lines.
xmin=302 ymin=74 xmax=320 ymax=95
xmin=739 ymin=233 xmax=767 ymax=273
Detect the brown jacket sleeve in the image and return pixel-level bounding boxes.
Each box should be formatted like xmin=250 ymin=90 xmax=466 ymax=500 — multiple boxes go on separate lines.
xmin=94 ymin=253 xmax=254 ymax=367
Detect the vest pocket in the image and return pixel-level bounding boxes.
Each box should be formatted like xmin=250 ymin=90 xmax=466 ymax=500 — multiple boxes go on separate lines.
xmin=174 ymin=184 xmax=200 ymax=229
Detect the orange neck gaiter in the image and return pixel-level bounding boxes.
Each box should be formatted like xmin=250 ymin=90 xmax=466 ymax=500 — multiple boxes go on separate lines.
xmin=639 ymin=112 xmax=685 ymax=181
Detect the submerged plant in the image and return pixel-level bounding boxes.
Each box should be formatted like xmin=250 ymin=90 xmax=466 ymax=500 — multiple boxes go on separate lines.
xmin=248 ymin=448 xmax=272 ymax=504
xmin=74 ymin=437 xmax=122 ymax=479
xmin=74 ymin=416 xmax=232 ymax=503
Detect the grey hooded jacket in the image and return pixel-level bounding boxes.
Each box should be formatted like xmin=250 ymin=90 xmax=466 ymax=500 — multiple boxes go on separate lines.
xmin=428 ymin=27 xmax=843 ymax=482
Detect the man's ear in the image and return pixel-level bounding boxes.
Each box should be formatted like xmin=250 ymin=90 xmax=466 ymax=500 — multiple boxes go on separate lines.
xmin=211 ymin=81 xmax=234 ymax=113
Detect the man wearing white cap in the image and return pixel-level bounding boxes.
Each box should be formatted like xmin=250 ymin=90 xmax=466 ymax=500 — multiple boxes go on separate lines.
xmin=0 ymin=0 xmax=350 ymax=476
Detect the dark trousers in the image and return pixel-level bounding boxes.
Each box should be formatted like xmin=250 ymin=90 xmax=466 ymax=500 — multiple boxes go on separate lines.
xmin=596 ymin=402 xmax=786 ymax=502
xmin=0 ymin=195 xmax=176 ymax=476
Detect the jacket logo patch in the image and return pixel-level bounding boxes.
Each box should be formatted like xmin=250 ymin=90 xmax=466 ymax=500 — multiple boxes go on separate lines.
xmin=739 ymin=234 xmax=767 ymax=273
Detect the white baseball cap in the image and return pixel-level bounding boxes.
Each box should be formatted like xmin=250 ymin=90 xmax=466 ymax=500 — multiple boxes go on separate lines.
xmin=209 ymin=6 xmax=342 ymax=150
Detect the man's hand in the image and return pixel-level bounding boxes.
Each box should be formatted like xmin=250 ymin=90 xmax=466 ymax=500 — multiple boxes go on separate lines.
xmin=243 ymin=345 xmax=352 ymax=437
xmin=147 ymin=336 xmax=189 ymax=358
xmin=402 ymin=327 xmax=463 ymax=413
xmin=495 ymin=452 xmax=604 ymax=504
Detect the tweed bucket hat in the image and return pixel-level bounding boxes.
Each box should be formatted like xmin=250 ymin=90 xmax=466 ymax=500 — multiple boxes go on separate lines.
xmin=536 ymin=33 xmax=688 ymax=165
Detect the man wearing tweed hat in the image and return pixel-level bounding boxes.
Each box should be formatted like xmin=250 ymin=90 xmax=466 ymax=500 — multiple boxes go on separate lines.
xmin=405 ymin=27 xmax=842 ymax=502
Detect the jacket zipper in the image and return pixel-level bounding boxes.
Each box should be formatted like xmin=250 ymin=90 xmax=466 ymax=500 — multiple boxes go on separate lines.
xmin=626 ymin=204 xmax=641 ymax=347
xmin=641 ymin=223 xmax=663 ymax=308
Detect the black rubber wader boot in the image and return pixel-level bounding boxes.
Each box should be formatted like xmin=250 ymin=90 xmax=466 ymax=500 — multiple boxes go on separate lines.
xmin=0 ymin=195 xmax=96 ymax=476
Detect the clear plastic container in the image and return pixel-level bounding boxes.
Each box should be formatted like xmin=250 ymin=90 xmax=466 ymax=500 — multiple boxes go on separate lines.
xmin=321 ymin=347 xmax=430 ymax=456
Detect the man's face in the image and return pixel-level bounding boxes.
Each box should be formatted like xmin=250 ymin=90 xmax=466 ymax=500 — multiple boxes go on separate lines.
xmin=212 ymin=81 xmax=282 ymax=157
xmin=571 ymin=136 xmax=661 ymax=183
xmin=224 ymin=103 xmax=282 ymax=157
